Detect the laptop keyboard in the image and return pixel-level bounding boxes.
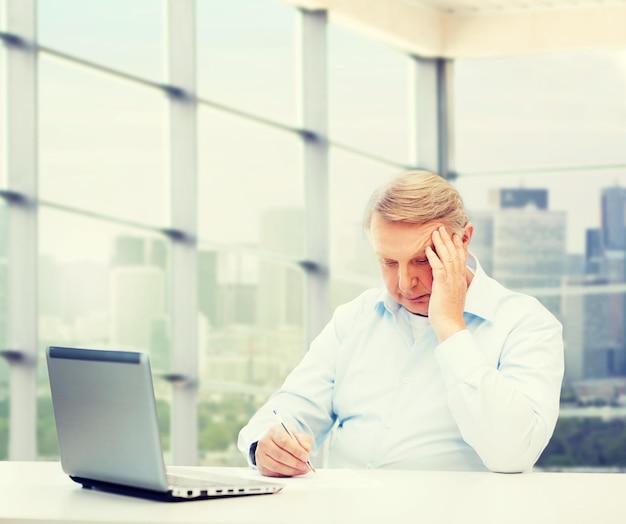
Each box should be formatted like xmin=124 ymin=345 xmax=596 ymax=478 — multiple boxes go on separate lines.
xmin=166 ymin=472 xmax=267 ymax=489
xmin=166 ymin=473 xmax=228 ymax=488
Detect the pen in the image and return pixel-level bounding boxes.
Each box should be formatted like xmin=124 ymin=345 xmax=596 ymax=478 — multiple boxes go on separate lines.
xmin=272 ymin=409 xmax=316 ymax=473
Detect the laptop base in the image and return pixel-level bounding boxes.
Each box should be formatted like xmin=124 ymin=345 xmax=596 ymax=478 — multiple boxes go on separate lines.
xmin=71 ymin=475 xmax=270 ymax=503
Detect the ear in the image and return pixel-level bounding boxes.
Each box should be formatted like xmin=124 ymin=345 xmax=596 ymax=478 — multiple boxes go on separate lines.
xmin=461 ymin=222 xmax=474 ymax=248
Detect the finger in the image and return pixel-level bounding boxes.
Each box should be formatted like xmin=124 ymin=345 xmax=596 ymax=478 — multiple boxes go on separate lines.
xmin=257 ymin=426 xmax=310 ymax=463
xmin=256 ymin=433 xmax=311 ymax=478
xmin=434 ymin=227 xmax=462 ymax=271
xmin=273 ymin=428 xmax=311 ymax=461
xmin=425 ymin=245 xmax=444 ymax=271
xmin=292 ymin=431 xmax=313 ymax=453
xmin=256 ymin=449 xmax=311 ymax=478
xmin=430 ymin=229 xmax=453 ymax=270
xmin=257 ymin=460 xmax=310 ymax=477
xmin=452 ymin=232 xmax=466 ymax=268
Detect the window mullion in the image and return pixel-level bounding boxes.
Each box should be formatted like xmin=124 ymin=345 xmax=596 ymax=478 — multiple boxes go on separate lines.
xmin=410 ymin=56 xmax=454 ymax=179
xmin=167 ymin=0 xmax=198 ymax=466
xmin=5 ymin=0 xmax=38 ymax=461
xmin=298 ymin=9 xmax=330 ymax=350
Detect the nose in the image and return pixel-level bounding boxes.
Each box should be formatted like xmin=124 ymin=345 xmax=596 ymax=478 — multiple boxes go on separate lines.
xmin=398 ymin=264 xmax=418 ymax=293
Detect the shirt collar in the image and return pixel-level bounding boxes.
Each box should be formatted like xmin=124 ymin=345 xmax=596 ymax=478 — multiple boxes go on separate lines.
xmin=374 ymin=252 xmax=497 ymax=322
xmin=378 ymin=288 xmax=401 ymax=314
xmin=463 ymin=253 xmax=498 ymax=322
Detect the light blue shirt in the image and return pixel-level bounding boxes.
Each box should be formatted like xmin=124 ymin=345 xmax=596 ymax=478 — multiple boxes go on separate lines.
xmin=238 ymin=255 xmax=564 ymax=472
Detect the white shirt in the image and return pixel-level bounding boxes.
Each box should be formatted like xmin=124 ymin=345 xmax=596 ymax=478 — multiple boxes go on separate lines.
xmin=238 ymin=255 xmax=564 ymax=472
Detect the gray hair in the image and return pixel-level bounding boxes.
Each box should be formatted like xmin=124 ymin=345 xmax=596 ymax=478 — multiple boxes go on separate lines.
xmin=363 ymin=170 xmax=468 ymax=234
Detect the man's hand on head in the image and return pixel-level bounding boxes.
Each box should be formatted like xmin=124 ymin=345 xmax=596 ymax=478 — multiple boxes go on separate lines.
xmin=425 ymin=226 xmax=469 ymax=342
xmin=255 ymin=425 xmax=313 ymax=478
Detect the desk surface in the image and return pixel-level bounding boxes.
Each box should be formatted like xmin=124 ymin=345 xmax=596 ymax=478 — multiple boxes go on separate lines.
xmin=0 ymin=461 xmax=624 ymax=524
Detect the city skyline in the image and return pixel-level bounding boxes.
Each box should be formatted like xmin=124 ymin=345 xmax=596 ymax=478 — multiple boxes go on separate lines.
xmin=33 ymin=179 xmax=626 ymax=266
xmin=24 ymin=181 xmax=626 ymax=391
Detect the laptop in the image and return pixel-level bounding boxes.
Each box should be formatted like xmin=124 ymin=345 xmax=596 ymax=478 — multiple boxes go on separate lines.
xmin=46 ymin=345 xmax=284 ymax=502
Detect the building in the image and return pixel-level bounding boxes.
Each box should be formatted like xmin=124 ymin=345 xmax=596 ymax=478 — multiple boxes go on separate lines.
xmin=493 ymin=188 xmax=548 ymax=210
xmin=601 ymin=186 xmax=626 ymax=250
xmin=562 ymin=275 xmax=625 ymax=381
xmin=470 ymin=188 xmax=567 ymax=317
xmin=257 ymin=207 xmax=305 ymax=330
xmin=110 ymin=236 xmax=168 ymax=356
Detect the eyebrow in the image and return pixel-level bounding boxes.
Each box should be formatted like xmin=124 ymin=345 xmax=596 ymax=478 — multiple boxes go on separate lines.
xmin=376 ymin=248 xmax=431 ymax=260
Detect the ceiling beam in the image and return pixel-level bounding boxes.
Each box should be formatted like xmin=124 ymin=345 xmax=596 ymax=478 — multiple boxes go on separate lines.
xmin=443 ymin=4 xmax=626 ymax=58
xmin=281 ymin=0 xmax=626 ymax=58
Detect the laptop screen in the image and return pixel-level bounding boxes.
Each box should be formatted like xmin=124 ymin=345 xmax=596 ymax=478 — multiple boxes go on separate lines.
xmin=47 ymin=346 xmax=169 ymax=492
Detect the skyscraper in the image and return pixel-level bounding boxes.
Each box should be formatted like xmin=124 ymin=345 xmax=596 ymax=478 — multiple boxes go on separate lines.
xmin=585 ymin=227 xmax=606 ymax=275
xmin=198 ymin=250 xmax=218 ymax=328
xmin=110 ymin=236 xmax=168 ymax=357
xmin=466 ymin=211 xmax=493 ymax=275
xmin=257 ymin=207 xmax=305 ymax=330
xmin=562 ymin=275 xmax=623 ymax=380
xmin=470 ymin=188 xmax=566 ymax=317
xmin=580 ymin=185 xmax=626 ymax=379
xmin=495 ymin=188 xmax=548 ymax=210
xmin=110 ymin=265 xmax=166 ymax=351
xmin=113 ymin=236 xmax=167 ymax=270
xmin=601 ymin=186 xmax=626 ymax=250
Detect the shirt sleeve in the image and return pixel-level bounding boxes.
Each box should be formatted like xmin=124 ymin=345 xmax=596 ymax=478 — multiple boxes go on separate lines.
xmin=236 ymin=302 xmax=351 ymax=465
xmin=435 ymin=306 xmax=564 ymax=473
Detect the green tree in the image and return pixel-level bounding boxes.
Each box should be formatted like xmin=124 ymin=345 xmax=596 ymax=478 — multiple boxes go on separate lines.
xmin=537 ymin=417 xmax=626 ymax=469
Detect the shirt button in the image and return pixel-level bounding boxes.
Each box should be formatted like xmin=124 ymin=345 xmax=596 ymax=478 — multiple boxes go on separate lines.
xmin=385 ymin=422 xmax=393 ymax=429
xmin=402 ymin=376 xmax=409 ymax=384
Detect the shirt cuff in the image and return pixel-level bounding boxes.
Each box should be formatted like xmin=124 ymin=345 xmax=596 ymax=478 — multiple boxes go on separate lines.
xmin=249 ymin=441 xmax=258 ymax=466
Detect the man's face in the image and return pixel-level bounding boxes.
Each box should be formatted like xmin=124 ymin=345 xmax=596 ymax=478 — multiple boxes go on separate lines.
xmin=369 ymin=214 xmax=467 ymax=316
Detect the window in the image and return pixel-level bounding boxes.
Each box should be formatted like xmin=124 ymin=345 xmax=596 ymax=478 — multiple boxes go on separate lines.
xmin=197 ymin=107 xmax=303 ymax=252
xmin=327 ymin=24 xmax=413 ymax=310
xmin=196 ymin=0 xmax=296 ymax=126
xmin=455 ymin=50 xmax=626 ymax=470
xmin=38 ymin=206 xmax=172 ymax=459
xmin=196 ymin=248 xmax=305 ymax=465
xmin=37 ymin=0 xmax=163 ymax=83
xmin=454 ymin=49 xmax=626 ymax=344
xmin=455 ymin=51 xmax=626 ymax=173
xmin=329 ymin=147 xmax=390 ymax=309
xmin=39 ymin=54 xmax=167 ymax=225
xmin=328 ymin=24 xmax=412 ymax=165
xmin=6 ymin=0 xmax=623 ymax=472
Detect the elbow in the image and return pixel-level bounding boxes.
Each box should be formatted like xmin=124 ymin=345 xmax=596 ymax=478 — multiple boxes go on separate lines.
xmin=475 ymin=414 xmax=551 ymax=473
xmin=476 ymin=431 xmax=545 ymax=473
xmin=480 ymin=444 xmax=539 ymax=474
xmin=484 ymin=458 xmax=532 ymax=474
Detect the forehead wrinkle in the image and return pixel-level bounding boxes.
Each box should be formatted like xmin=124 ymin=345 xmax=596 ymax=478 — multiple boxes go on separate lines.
xmin=370 ymin=216 xmax=444 ymax=260
xmin=375 ymin=238 xmax=431 ymax=261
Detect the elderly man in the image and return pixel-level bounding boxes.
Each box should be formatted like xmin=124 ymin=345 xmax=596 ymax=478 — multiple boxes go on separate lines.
xmin=238 ymin=170 xmax=564 ymax=476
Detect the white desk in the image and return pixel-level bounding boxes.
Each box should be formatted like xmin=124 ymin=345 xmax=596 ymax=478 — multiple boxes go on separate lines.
xmin=0 ymin=461 xmax=624 ymax=524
